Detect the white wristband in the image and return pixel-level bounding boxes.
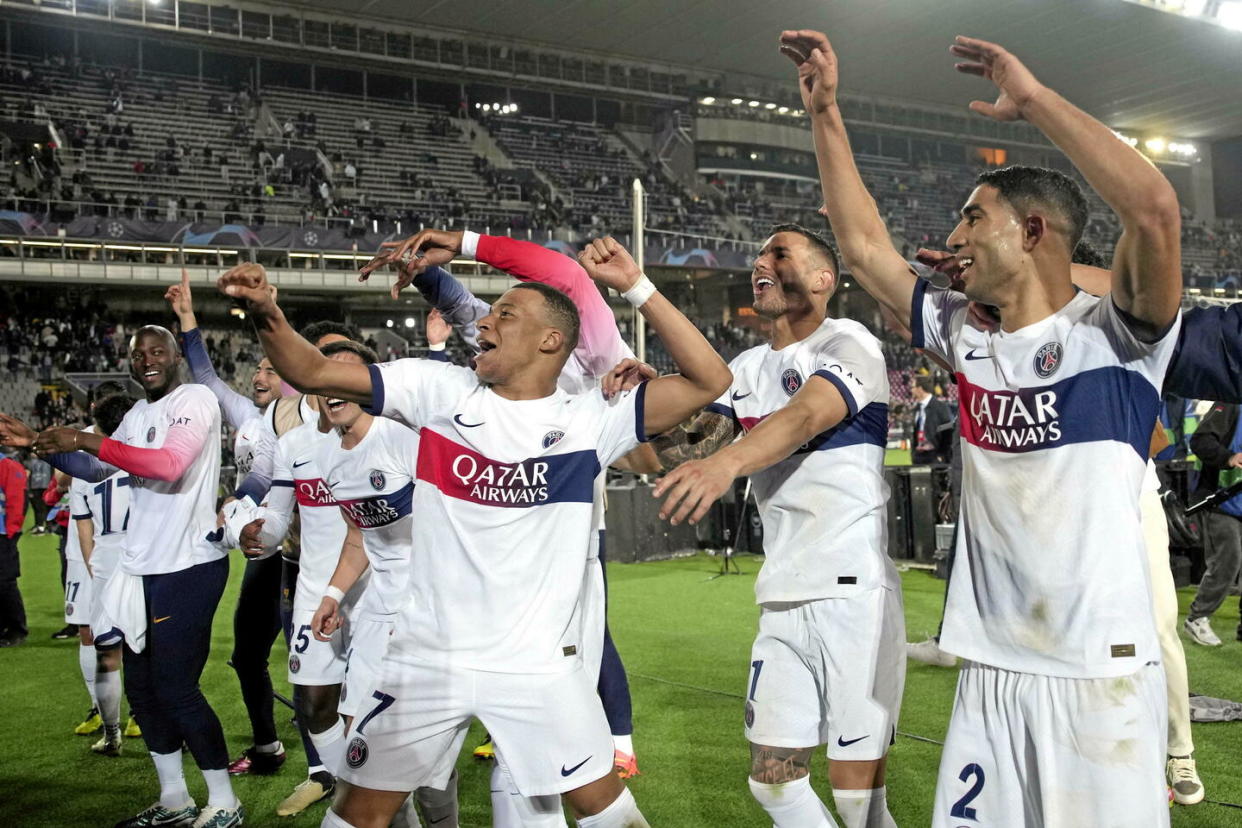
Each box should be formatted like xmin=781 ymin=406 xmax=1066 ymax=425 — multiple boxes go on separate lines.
xmin=324 ymin=585 xmax=345 ymax=603
xmin=622 ymin=274 xmax=657 ymax=308
xmin=427 ymin=341 xmax=446 ymax=352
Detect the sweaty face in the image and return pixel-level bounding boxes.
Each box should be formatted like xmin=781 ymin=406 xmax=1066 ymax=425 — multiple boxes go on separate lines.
xmin=751 ymin=232 xmax=829 ymax=320
xmin=946 ymin=185 xmax=1026 ymax=305
xmin=322 ymin=351 xmax=366 ymax=429
xmin=129 ymin=330 xmax=181 ymax=399
xmin=473 ymin=288 xmax=557 ymax=385
xmin=252 ymin=358 xmax=280 ymax=406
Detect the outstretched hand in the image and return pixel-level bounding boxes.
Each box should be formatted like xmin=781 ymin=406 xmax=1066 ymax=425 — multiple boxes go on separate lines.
xmin=164 ymin=268 xmax=195 ymax=322
xmin=217 ymin=263 xmax=277 ymax=316
xmin=779 ymin=30 xmax=839 ymax=115
xmin=358 ymin=229 xmax=463 ymax=299
xmin=578 ymin=237 xmax=641 ymax=293
xmin=33 ymin=426 xmax=80 ymax=456
xmin=652 ymin=455 xmax=739 ymax=526
xmin=950 ymin=35 xmax=1046 ymax=121
xmin=0 ymin=412 xmax=36 ymax=448
xmin=425 ymin=309 xmax=452 ymax=348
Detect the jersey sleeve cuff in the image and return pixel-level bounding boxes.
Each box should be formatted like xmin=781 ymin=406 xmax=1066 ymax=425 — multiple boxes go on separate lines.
xmin=910 ymin=277 xmax=928 ymax=350
xmin=461 ymin=230 xmax=481 ymax=259
xmin=634 ymin=380 xmax=650 ymax=444
xmin=363 ymin=362 xmax=386 ymax=416
xmin=705 ymin=402 xmax=736 ymax=421
xmin=811 ymin=370 xmax=860 ymax=418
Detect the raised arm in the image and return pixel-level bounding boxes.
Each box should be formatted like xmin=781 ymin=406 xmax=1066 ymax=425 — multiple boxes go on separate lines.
xmin=654 ymin=375 xmax=850 ymax=525
xmin=578 ymin=238 xmax=731 ymax=435
xmin=166 ymin=269 xmax=258 ymax=428
xmin=950 ymin=35 xmax=1181 ymax=337
xmin=780 ymin=30 xmax=917 ymax=327
xmin=217 ymin=264 xmax=374 ymax=404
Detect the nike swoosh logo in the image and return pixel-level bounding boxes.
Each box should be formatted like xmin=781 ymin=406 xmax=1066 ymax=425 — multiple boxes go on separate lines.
xmin=731 ymin=391 xmax=751 ymax=401
xmin=153 ymin=616 xmax=172 ymax=624
xmin=454 ymin=414 xmax=485 ymax=428
xmin=837 ymin=735 xmax=868 ymax=747
xmin=292 ymin=460 xmax=310 ymax=468
xmin=963 ymin=349 xmax=993 ymax=361
xmin=561 ymin=756 xmax=592 ymax=776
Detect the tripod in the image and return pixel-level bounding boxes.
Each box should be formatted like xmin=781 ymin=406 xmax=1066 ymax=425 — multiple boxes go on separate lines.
xmin=713 ymin=478 xmax=750 ymax=577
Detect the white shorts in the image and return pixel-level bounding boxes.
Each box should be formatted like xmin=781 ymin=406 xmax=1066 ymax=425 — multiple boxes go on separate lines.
xmin=932 ymin=660 xmax=1169 ymax=828
xmin=64 ymin=559 xmax=92 ymax=625
xmin=339 ymin=615 xmax=394 ymax=718
xmin=287 ymin=606 xmax=350 ymax=686
xmin=339 ymin=647 xmax=613 ymax=797
xmin=745 ymin=586 xmax=906 ymax=761
xmin=581 ymin=555 xmax=606 ymax=684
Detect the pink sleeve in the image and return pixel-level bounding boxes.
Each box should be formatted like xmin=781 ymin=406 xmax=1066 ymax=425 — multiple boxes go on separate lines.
xmin=98 ymin=425 xmax=207 ymax=482
xmin=476 ymin=235 xmax=629 ymax=378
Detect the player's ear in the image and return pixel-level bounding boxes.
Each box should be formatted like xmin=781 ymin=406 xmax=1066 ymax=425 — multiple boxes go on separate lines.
xmin=539 ymin=327 xmax=564 ymax=356
xmin=1023 ymin=214 xmax=1045 ymax=252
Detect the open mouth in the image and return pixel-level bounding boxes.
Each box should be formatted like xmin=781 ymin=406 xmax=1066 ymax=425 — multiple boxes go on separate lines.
xmin=957 ymin=256 xmax=974 ymax=274
xmin=477 ymin=339 xmax=497 ymax=355
xmin=141 ymin=369 xmax=162 ymax=383
xmin=753 ymin=275 xmax=776 ymax=294
xmin=253 ymin=383 xmax=270 ymax=398
xmin=325 ymin=398 xmax=347 ymax=412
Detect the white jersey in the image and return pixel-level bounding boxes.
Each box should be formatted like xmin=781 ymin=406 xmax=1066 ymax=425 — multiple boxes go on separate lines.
xmin=73 ymin=469 xmax=131 ymax=581
xmin=232 ymin=412 xmax=270 ymax=479
xmin=913 ymin=283 xmax=1181 ymax=678
xmin=710 ymin=318 xmax=893 ymax=603
xmin=319 ymin=416 xmax=420 ymax=618
xmin=111 ymin=384 xmax=224 ymax=575
xmin=262 ymin=419 xmax=348 ymax=605
xmin=367 ymin=358 xmax=646 ymax=673
xmin=64 ymin=477 xmax=88 ymax=564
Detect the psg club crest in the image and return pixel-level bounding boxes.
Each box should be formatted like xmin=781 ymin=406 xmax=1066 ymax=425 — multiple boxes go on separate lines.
xmin=146 ymin=427 xmax=157 ymax=443
xmin=288 ymin=655 xmax=301 ymax=674
xmin=346 ymin=736 xmax=369 ymax=769
xmin=1033 ymin=342 xmax=1063 ymax=379
xmin=542 ymin=430 xmax=565 ymax=449
xmin=745 ymin=701 xmax=755 ymax=728
xmin=370 ymin=470 xmax=386 ymax=491
xmin=65 ymin=602 xmax=73 ymax=617
xmin=781 ymin=369 xmax=803 ymax=397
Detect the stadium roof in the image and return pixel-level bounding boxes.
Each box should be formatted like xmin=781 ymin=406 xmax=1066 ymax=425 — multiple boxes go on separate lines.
xmin=290 ymin=0 xmax=1242 ymax=140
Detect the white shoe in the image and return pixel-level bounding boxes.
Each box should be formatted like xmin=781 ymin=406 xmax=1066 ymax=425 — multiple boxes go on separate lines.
xmin=1183 ymin=617 xmax=1222 ymax=647
xmin=906 ymin=637 xmax=957 ymax=667
xmin=1167 ymin=756 xmax=1205 ymax=805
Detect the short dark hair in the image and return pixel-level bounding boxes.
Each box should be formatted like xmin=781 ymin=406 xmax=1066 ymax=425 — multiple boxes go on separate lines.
xmin=93 ymin=394 xmax=133 ymax=437
xmin=301 ymin=320 xmax=360 ymax=345
xmin=914 ymin=375 xmax=935 ymax=394
xmin=768 ymin=223 xmax=840 ymax=282
xmin=131 ymin=325 xmax=179 ymax=355
xmin=510 ymin=282 xmax=580 ymax=354
xmin=975 ymin=166 xmax=1089 ymax=250
xmin=93 ymin=380 xmax=128 ymax=399
xmin=1071 ymin=238 xmax=1108 ymax=268
xmin=319 ymin=340 xmax=378 ymax=365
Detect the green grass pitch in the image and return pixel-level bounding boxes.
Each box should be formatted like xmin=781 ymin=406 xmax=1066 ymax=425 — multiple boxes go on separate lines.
xmin=3 ymin=530 xmax=1241 ymax=826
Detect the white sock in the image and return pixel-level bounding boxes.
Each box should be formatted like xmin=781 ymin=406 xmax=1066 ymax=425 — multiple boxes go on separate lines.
xmin=576 ymin=787 xmax=649 ymax=828
xmin=150 ymin=750 xmax=192 ymax=809
xmin=321 ymin=808 xmax=358 ymax=828
xmin=612 ymin=733 xmax=634 ymax=756
xmin=749 ymin=776 xmax=837 ymax=828
xmin=832 ymin=788 xmax=895 ymax=828
xmin=96 ymin=668 xmax=122 ymax=732
xmin=490 ymin=760 xmax=524 ymax=828
xmin=309 ymin=718 xmax=347 ymax=777
xmin=202 ymin=768 xmax=239 ymax=809
xmin=255 ymin=740 xmax=283 ymax=754
xmin=79 ymin=644 xmax=98 ymax=707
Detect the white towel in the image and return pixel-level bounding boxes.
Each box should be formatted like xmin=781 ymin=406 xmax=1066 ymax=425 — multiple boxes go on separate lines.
xmin=98 ymin=568 xmax=149 ymax=653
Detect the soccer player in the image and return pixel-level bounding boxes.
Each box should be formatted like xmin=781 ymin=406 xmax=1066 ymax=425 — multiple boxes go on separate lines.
xmin=648 ymin=223 xmax=903 ymax=828
xmin=4 ymin=326 xmax=244 ymax=828
xmin=366 ymin=228 xmax=646 ymax=779
xmin=164 ymin=271 xmax=293 ymax=779
xmin=75 ymin=392 xmax=137 ymax=757
xmin=218 ymin=235 xmax=730 ymax=828
xmin=784 ymin=27 xmax=1182 ymax=825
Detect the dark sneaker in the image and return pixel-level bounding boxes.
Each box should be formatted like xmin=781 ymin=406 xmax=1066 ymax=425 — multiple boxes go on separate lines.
xmin=226 ymin=745 xmax=285 ymax=775
xmin=52 ymin=624 xmax=78 ymax=640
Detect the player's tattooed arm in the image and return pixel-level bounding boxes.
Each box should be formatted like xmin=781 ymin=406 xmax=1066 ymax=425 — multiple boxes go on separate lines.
xmin=749 ymin=744 xmax=815 ymax=784
xmin=649 ymin=410 xmax=740 ymax=470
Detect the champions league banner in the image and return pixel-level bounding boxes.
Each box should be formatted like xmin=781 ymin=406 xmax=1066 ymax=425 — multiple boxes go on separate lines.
xmin=0 ymin=211 xmax=755 ymax=271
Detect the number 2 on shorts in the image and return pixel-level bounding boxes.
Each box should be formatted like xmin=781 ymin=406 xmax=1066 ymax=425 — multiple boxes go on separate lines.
xmin=950 ymin=763 xmax=985 ymax=820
